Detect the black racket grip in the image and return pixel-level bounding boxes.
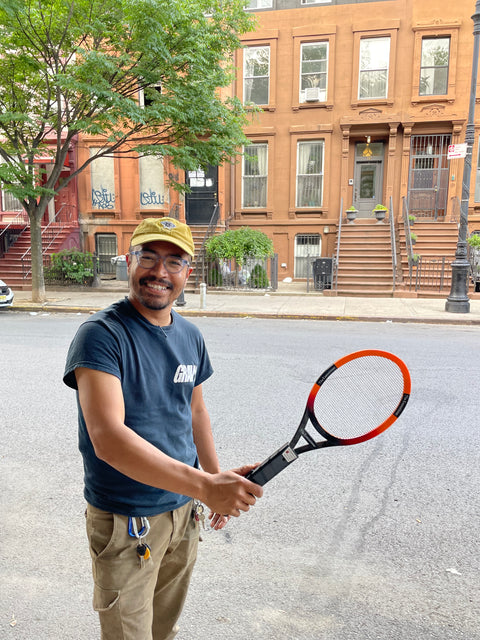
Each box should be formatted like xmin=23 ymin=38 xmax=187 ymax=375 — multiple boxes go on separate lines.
xmin=245 ymin=442 xmax=298 ymax=486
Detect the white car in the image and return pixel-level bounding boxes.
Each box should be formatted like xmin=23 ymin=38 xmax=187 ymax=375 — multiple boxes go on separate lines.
xmin=0 ymin=279 xmax=14 ymax=308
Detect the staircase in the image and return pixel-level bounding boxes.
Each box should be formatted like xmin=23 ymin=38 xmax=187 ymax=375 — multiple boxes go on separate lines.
xmin=0 ymin=226 xmax=77 ymax=290
xmin=335 ymin=220 xmax=395 ymax=296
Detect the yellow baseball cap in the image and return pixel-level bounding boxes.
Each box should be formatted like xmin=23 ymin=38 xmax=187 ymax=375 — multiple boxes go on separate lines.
xmin=130 ymin=217 xmax=195 ymax=258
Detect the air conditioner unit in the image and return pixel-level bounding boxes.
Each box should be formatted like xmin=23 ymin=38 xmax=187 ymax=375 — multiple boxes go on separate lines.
xmin=305 ymin=87 xmax=322 ymax=102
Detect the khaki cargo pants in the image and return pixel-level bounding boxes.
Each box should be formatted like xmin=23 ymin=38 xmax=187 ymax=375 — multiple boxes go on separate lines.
xmin=86 ymin=501 xmax=199 ymax=640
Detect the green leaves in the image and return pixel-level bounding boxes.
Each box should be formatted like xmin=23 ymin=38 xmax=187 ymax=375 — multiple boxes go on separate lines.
xmin=205 ymin=227 xmax=274 ymax=264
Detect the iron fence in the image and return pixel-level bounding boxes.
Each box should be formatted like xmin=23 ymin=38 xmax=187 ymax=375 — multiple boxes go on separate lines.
xmin=204 ymin=254 xmax=278 ymax=291
xmin=409 ymin=256 xmax=449 ymax=292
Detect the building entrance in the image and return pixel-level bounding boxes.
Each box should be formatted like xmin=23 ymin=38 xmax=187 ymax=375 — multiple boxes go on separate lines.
xmin=184 ymin=166 xmax=218 ymax=225
xmin=353 ymin=142 xmax=385 ymax=217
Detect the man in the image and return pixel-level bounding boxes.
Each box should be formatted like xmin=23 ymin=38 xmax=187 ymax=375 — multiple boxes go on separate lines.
xmin=63 ymin=217 xmax=263 ymax=640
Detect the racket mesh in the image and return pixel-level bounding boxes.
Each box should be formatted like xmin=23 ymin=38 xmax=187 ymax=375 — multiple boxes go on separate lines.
xmin=312 ymin=355 xmax=406 ymax=441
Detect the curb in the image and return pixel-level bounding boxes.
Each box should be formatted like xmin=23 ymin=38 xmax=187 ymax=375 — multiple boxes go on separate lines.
xmin=9 ymin=302 xmax=480 ymax=326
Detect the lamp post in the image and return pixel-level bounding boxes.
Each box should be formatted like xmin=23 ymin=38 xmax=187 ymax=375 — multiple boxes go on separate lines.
xmin=446 ymin=0 xmax=480 ymax=313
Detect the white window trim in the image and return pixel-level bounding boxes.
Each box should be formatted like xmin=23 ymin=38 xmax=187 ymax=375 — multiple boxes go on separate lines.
xmin=243 ymin=45 xmax=270 ymax=106
xmin=358 ymin=36 xmax=391 ymax=101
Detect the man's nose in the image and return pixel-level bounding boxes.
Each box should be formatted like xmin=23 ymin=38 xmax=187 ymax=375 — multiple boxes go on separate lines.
xmin=150 ymin=257 xmax=169 ymax=276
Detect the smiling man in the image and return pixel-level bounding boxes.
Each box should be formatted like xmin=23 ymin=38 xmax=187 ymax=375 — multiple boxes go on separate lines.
xmin=63 ymin=217 xmax=262 ymax=640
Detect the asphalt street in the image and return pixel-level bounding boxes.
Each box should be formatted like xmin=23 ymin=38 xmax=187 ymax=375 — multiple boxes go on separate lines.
xmin=1 ymin=313 xmax=479 ymax=639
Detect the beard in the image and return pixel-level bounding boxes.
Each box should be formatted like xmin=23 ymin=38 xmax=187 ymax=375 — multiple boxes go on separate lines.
xmin=132 ymin=276 xmax=175 ymax=311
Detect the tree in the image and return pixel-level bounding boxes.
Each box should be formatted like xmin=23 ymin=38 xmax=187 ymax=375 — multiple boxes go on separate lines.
xmin=0 ymin=0 xmax=256 ymax=301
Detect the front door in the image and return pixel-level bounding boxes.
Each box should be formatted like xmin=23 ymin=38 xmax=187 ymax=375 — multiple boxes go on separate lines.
xmin=185 ymin=166 xmax=218 ymax=225
xmin=353 ymin=142 xmax=385 ymax=217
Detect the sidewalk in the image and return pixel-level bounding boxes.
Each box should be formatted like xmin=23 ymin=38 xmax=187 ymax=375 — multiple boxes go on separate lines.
xmin=9 ymin=279 xmax=480 ymax=325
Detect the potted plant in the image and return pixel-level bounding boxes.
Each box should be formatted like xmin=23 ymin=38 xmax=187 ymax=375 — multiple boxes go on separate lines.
xmin=346 ymin=206 xmax=358 ymax=224
xmin=372 ymin=203 xmax=388 ymax=223
xmin=408 ymin=214 xmax=416 ymax=225
xmin=408 ymin=253 xmax=420 ymax=266
xmin=410 ymin=232 xmax=418 ymax=245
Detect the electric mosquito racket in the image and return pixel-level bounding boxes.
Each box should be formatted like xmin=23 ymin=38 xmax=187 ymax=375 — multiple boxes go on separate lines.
xmin=246 ymin=349 xmax=411 ymax=486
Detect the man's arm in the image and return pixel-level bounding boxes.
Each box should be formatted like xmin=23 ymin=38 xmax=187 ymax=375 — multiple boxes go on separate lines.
xmin=191 ymin=384 xmax=220 ymax=474
xmin=75 ymin=367 xmax=262 ymax=516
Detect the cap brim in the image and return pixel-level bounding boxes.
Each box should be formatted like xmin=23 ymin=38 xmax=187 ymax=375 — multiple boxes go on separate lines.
xmin=131 ymin=233 xmax=194 ymax=258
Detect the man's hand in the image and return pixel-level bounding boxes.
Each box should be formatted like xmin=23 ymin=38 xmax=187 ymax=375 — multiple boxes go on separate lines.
xmin=201 ymin=464 xmax=263 ymax=518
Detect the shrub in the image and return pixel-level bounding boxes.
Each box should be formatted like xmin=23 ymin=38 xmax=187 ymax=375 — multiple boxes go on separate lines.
xmin=248 ymin=264 xmax=269 ymax=288
xmin=45 ymin=249 xmax=94 ymax=285
xmin=207 ymin=266 xmax=222 ymax=287
xmin=205 ymin=227 xmax=274 ymax=265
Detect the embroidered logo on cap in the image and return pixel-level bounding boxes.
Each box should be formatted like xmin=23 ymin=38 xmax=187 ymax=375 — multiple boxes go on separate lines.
xmin=160 ymin=220 xmax=176 ymax=230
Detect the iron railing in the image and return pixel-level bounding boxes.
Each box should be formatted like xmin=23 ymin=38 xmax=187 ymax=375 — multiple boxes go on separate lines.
xmin=388 ymin=195 xmax=399 ymax=292
xmin=203 ymin=253 xmax=278 ymax=291
xmin=0 ymin=209 xmax=29 ymax=259
xmin=409 ymin=256 xmax=450 ymax=292
xmin=21 ymin=204 xmax=77 ymax=278
xmin=197 ymin=203 xmax=221 ymax=288
xmin=334 ymin=197 xmax=343 ymax=292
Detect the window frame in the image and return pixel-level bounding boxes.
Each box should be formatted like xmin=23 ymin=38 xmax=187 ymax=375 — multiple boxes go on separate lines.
xmin=295 ymin=139 xmax=325 ymax=209
xmin=239 ymin=31 xmax=278 ymax=111
xmin=245 ymin=0 xmax=273 ymax=10
xmin=411 ymin=24 xmax=459 ymax=104
xmin=419 ymin=36 xmax=450 ymax=97
xmin=294 ymin=234 xmax=322 ymax=279
xmin=351 ymin=23 xmax=399 ymax=107
xmin=300 ymin=0 xmax=332 ymax=5
xmin=241 ymin=142 xmax=269 ymax=209
xmin=358 ymin=36 xmax=391 ymax=101
xmin=292 ymin=27 xmax=336 ymax=110
xmin=243 ymin=44 xmax=271 ymax=107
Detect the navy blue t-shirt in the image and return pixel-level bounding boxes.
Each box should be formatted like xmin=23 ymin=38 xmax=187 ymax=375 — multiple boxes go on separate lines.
xmin=63 ymin=298 xmax=213 ymax=516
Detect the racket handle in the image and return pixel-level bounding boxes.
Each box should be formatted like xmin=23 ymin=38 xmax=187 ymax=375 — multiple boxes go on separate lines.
xmin=245 ymin=443 xmax=298 ymax=486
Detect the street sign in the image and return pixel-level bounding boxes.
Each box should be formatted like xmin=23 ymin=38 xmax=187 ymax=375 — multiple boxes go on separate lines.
xmin=447 ymin=143 xmax=467 ymax=159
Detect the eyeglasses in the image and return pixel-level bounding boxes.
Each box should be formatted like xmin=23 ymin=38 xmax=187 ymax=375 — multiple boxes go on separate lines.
xmin=130 ymin=250 xmax=190 ymax=274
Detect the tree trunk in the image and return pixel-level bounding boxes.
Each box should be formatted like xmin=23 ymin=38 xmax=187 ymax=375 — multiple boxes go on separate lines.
xmin=29 ymin=207 xmax=46 ymax=303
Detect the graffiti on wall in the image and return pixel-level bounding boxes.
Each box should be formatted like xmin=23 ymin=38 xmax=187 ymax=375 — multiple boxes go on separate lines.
xmin=140 ymin=189 xmax=165 ymax=207
xmin=92 ymin=187 xmax=115 ymax=210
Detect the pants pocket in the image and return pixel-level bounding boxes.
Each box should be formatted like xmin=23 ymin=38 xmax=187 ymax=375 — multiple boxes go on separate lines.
xmin=93 ymin=585 xmax=120 ymax=612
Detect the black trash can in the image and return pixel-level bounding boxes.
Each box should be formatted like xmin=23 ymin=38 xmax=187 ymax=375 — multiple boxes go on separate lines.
xmin=312 ymin=258 xmax=333 ymax=290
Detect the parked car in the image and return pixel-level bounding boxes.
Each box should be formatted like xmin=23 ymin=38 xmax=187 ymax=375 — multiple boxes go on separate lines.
xmin=0 ymin=279 xmax=14 ymax=308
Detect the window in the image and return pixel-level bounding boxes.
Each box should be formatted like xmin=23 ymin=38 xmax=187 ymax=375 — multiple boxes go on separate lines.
xmin=242 ymin=143 xmax=268 ymax=208
xmin=139 ymin=154 xmax=167 ymax=209
xmin=243 ymin=46 xmax=270 ymax=105
xmin=420 ymin=37 xmax=450 ymax=96
xmin=95 ymin=233 xmax=118 ymax=275
xmin=138 ymin=83 xmax=162 ymax=108
xmin=1 ymin=189 xmax=22 ymax=212
xmin=358 ymin=37 xmax=390 ymax=100
xmin=294 ymin=234 xmax=321 ymax=278
xmin=296 ymin=141 xmax=324 ymax=208
xmin=300 ymin=42 xmax=328 ymax=103
xmin=245 ymin=0 xmax=272 ymax=8
xmin=90 ymin=148 xmax=115 ymax=210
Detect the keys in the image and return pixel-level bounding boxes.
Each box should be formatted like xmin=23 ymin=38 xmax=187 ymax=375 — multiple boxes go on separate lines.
xmin=136 ymin=542 xmax=151 ymax=568
xmin=136 ymin=543 xmax=151 ymax=560
xmin=128 ymin=516 xmax=152 ymax=568
xmin=194 ymin=502 xmax=206 ymax=530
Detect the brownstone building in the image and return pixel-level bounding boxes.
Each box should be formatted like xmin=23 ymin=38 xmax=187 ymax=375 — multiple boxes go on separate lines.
xmin=4 ymin=0 xmax=480 ymax=294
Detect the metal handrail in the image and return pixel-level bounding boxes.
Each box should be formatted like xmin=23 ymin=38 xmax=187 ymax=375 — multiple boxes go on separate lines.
xmin=21 ymin=204 xmax=75 ymax=278
xmin=0 ymin=209 xmax=29 ymax=258
xmin=389 ymin=195 xmax=397 ymax=292
xmin=197 ymin=202 xmax=220 ymax=287
xmin=334 ymin=197 xmax=343 ymax=292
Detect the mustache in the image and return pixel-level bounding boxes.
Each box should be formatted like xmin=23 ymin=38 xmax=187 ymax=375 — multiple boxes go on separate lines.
xmin=139 ymin=276 xmax=173 ymax=290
